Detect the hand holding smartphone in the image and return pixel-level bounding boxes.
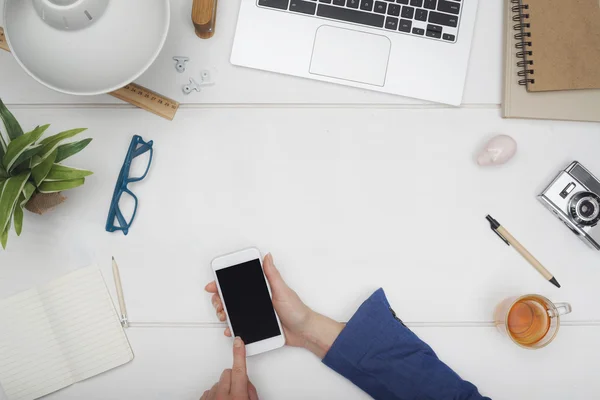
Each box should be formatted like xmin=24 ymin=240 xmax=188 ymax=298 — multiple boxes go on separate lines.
xmin=211 ymin=248 xmax=286 ymax=356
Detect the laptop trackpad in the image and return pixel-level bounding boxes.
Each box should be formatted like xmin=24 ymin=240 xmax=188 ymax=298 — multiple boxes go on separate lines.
xmin=309 ymin=26 xmax=391 ymax=87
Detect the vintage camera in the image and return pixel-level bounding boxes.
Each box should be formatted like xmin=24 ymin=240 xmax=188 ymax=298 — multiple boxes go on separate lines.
xmin=539 ymin=161 xmax=600 ymax=250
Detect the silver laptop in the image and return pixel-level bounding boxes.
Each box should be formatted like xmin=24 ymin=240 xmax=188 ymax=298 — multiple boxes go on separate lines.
xmin=231 ymin=0 xmax=479 ymax=105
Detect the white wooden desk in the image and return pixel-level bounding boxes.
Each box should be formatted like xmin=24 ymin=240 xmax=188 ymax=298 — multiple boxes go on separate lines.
xmin=0 ymin=1 xmax=599 ymax=399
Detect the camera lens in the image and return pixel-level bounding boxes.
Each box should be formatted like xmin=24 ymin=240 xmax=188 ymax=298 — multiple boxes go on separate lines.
xmin=579 ymin=200 xmax=596 ymax=218
xmin=569 ymin=192 xmax=600 ymax=226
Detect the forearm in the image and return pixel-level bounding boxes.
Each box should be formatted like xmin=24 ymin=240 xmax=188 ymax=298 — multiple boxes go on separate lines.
xmin=301 ymin=311 xmax=345 ymax=359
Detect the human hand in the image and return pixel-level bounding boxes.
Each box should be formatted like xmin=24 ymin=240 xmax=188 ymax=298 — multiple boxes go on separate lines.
xmin=205 ymin=253 xmax=312 ymax=347
xmin=200 ymin=337 xmax=259 ymax=400
xmin=205 ymin=253 xmax=344 ymax=358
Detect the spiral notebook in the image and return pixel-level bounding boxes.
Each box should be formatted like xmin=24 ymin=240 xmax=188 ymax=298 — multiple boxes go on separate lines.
xmin=503 ymin=0 xmax=600 ymax=122
xmin=514 ymin=0 xmax=600 ymax=92
xmin=0 ymin=267 xmax=134 ymax=400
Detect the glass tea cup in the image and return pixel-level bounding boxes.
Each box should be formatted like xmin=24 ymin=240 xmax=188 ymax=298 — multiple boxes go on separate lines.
xmin=494 ymin=294 xmax=572 ymax=349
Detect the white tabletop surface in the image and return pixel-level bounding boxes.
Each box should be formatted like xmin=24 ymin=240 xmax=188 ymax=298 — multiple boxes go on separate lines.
xmin=1 ymin=0 xmax=599 ymax=399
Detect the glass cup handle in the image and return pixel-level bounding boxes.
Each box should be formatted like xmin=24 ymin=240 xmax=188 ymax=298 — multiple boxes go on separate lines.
xmin=553 ymin=302 xmax=573 ymax=316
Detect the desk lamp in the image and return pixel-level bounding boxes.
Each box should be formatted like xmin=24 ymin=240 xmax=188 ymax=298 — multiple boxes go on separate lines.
xmin=3 ymin=0 xmax=170 ymax=95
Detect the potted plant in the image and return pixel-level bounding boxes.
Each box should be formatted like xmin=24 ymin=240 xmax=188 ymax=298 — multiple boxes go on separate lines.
xmin=0 ymin=99 xmax=93 ymax=249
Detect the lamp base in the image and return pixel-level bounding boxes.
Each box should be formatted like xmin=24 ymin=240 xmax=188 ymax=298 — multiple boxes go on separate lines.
xmin=33 ymin=0 xmax=109 ymax=31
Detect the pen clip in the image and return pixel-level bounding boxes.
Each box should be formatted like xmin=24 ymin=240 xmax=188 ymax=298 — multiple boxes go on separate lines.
xmin=491 ymin=229 xmax=510 ymax=246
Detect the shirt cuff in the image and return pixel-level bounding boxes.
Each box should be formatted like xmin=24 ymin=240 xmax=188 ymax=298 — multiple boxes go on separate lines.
xmin=322 ymin=288 xmax=410 ymax=372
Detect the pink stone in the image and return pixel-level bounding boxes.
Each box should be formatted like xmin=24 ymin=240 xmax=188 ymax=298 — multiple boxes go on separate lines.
xmin=477 ymin=135 xmax=517 ymax=166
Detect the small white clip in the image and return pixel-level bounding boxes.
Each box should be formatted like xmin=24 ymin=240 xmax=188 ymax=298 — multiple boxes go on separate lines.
xmin=199 ymin=70 xmax=214 ymax=86
xmin=173 ymin=56 xmax=189 ymax=73
xmin=181 ymin=70 xmax=215 ymax=95
xmin=182 ymin=78 xmax=201 ymax=94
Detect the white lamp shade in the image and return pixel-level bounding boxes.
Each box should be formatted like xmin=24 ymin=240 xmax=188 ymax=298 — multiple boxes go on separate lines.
xmin=32 ymin=0 xmax=110 ymax=31
xmin=4 ymin=0 xmax=170 ymax=95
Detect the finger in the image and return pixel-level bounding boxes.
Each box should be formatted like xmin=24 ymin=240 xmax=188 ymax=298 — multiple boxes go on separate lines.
xmin=211 ymin=294 xmax=223 ymax=312
xmin=207 ymin=383 xmax=218 ymax=400
xmin=263 ymin=253 xmax=290 ymax=297
xmin=200 ymin=390 xmax=209 ymax=400
xmin=205 ymin=281 xmax=218 ymax=293
xmin=217 ymin=311 xmax=226 ymax=322
xmin=231 ymin=337 xmax=249 ymax=396
xmin=217 ymin=369 xmax=232 ymax=394
xmin=224 ymin=327 xmax=232 ymax=337
xmin=248 ymin=380 xmax=259 ymax=400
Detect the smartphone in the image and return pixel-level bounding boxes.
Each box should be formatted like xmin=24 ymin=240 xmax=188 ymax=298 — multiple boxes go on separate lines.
xmin=211 ymin=248 xmax=285 ymax=356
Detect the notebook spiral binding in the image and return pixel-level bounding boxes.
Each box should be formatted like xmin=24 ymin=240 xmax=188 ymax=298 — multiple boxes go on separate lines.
xmin=511 ymin=0 xmax=534 ymax=85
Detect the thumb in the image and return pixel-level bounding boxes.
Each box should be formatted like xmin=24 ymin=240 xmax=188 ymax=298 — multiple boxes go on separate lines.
xmin=248 ymin=380 xmax=259 ymax=400
xmin=263 ymin=253 xmax=289 ymax=296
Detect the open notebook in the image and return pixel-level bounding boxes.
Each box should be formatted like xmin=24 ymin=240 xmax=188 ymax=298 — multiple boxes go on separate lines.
xmin=0 ymin=267 xmax=134 ymax=400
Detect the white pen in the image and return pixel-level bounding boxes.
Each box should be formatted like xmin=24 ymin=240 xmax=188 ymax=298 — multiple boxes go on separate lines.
xmin=112 ymin=257 xmax=129 ymax=328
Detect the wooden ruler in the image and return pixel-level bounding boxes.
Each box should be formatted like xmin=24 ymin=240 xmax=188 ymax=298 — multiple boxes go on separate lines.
xmin=109 ymin=84 xmax=179 ymax=121
xmin=0 ymin=26 xmax=179 ymax=120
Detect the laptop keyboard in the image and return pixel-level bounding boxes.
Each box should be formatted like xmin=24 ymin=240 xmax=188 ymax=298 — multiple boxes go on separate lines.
xmin=257 ymin=0 xmax=461 ymax=43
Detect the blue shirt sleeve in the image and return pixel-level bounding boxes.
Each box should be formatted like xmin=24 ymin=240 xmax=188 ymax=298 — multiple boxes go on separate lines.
xmin=322 ymin=288 xmax=491 ymax=400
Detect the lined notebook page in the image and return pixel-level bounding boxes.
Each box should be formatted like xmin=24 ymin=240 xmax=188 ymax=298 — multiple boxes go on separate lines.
xmin=0 ymin=267 xmax=134 ymax=400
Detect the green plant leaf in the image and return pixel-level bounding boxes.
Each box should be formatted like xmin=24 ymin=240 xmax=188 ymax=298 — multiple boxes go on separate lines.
xmin=37 ymin=128 xmax=87 ymax=161
xmin=11 ymin=144 xmax=44 ymax=171
xmin=0 ymin=165 xmax=8 ymax=181
xmin=0 ymin=172 xmax=30 ymax=235
xmin=0 ymin=98 xmax=24 ymax=141
xmin=2 ymin=124 xmax=50 ymax=171
xmin=32 ymin=149 xmax=58 ymax=187
xmin=39 ymin=128 xmax=87 ymax=146
xmin=45 ymin=164 xmax=93 ymax=182
xmin=30 ymin=155 xmax=42 ymax=169
xmin=13 ymin=183 xmax=35 ymax=237
xmin=13 ymin=193 xmax=24 ymax=236
xmin=38 ymin=178 xmax=85 ymax=194
xmin=55 ymin=138 xmax=93 ymax=163
xmin=0 ymin=180 xmax=6 ymax=247
xmin=1 ymin=216 xmax=10 ymax=249
xmin=0 ymin=132 xmax=7 ymax=160
xmin=22 ymin=182 xmax=36 ymax=202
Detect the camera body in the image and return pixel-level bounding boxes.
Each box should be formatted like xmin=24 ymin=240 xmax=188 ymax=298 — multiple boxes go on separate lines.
xmin=539 ymin=161 xmax=600 ymax=251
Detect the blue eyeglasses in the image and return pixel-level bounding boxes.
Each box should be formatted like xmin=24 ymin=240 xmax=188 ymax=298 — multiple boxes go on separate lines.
xmin=106 ymin=135 xmax=154 ymax=235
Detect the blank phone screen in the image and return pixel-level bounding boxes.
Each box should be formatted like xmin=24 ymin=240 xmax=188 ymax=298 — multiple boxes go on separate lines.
xmin=216 ymin=259 xmax=281 ymax=345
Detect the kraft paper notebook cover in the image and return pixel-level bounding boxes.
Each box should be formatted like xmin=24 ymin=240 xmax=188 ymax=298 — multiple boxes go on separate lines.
xmin=514 ymin=0 xmax=600 ymax=92
xmin=0 ymin=267 xmax=134 ymax=400
xmin=503 ymin=0 xmax=600 ymax=122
